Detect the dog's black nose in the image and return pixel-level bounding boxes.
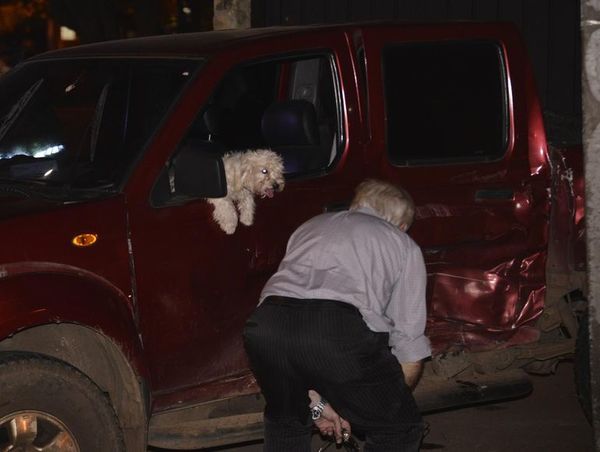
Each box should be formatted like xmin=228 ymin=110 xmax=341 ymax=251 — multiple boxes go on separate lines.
xmin=273 ymin=182 xmax=280 ymax=191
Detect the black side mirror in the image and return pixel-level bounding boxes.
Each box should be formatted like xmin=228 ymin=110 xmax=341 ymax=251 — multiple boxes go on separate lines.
xmin=151 ymin=147 xmax=227 ymax=207
xmin=172 ymin=147 xmax=227 ymax=198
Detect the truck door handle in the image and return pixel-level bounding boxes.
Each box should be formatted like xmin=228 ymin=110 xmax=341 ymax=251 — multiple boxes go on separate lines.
xmin=475 ymin=189 xmax=514 ymax=201
xmin=324 ymin=202 xmax=350 ymax=212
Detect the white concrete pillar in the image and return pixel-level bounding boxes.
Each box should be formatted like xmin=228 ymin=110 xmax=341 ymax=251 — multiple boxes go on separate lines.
xmin=582 ymin=1 xmax=600 ymax=449
xmin=213 ymin=0 xmax=251 ymax=30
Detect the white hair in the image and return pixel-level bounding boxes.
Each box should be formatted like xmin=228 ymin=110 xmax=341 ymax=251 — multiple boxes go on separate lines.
xmin=350 ymin=179 xmax=415 ymax=229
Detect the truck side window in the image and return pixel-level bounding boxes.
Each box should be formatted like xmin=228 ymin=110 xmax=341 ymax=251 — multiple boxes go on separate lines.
xmin=383 ymin=41 xmax=508 ymax=166
xmin=175 ymin=53 xmax=342 ymax=178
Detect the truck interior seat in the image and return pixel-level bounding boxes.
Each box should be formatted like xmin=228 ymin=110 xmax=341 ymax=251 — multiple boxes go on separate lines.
xmin=261 ymin=99 xmax=328 ymax=174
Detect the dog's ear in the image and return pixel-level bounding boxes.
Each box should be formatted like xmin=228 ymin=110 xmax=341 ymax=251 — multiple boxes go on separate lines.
xmin=238 ymin=151 xmax=255 ymax=183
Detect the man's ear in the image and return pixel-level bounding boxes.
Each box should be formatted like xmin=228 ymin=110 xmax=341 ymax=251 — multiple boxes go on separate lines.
xmin=399 ymin=223 xmax=409 ymax=232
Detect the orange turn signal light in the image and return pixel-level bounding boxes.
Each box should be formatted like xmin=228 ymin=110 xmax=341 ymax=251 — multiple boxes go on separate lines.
xmin=72 ymin=233 xmax=98 ymax=247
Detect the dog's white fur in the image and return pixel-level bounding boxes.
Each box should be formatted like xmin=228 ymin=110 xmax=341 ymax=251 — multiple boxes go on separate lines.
xmin=207 ymin=149 xmax=285 ymax=234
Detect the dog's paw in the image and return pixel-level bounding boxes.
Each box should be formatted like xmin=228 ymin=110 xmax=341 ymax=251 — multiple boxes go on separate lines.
xmin=221 ymin=224 xmax=236 ymax=234
xmin=237 ymin=195 xmax=256 ymax=226
xmin=239 ymin=210 xmax=254 ymax=226
xmin=209 ymin=199 xmax=239 ymax=234
xmin=215 ymin=216 xmax=237 ymax=234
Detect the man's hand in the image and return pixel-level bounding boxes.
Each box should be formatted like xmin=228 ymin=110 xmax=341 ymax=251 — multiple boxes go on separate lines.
xmin=400 ymin=360 xmax=423 ymax=390
xmin=314 ymin=406 xmax=351 ymax=444
xmin=308 ymin=390 xmax=351 ymax=444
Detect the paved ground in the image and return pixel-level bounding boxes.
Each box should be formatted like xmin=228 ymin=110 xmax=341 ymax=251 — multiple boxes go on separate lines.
xmin=419 ymin=361 xmax=594 ymax=452
xmin=154 ymin=360 xmax=595 ymax=452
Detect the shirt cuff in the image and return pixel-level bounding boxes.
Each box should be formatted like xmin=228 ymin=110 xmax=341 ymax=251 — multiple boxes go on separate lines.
xmin=390 ymin=335 xmax=432 ymax=363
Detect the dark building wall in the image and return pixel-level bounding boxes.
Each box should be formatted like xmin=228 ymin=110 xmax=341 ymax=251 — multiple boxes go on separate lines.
xmin=251 ymin=0 xmax=581 ymax=131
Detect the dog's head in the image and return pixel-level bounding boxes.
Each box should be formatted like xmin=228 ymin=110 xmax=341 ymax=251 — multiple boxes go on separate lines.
xmin=242 ymin=149 xmax=285 ymax=198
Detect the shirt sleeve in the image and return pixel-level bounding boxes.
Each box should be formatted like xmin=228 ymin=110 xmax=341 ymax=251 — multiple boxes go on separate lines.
xmin=385 ymin=244 xmax=431 ymax=363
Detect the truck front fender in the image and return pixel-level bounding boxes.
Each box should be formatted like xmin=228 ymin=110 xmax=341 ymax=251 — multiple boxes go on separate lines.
xmin=0 ymin=262 xmax=149 ymax=452
xmin=0 ymin=261 xmax=142 ymax=357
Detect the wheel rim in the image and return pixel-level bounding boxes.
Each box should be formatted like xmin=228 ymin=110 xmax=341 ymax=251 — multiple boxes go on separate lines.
xmin=0 ymin=411 xmax=80 ymax=452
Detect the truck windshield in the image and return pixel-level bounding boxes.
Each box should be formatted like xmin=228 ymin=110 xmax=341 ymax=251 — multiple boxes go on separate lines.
xmin=0 ymin=58 xmax=201 ymax=190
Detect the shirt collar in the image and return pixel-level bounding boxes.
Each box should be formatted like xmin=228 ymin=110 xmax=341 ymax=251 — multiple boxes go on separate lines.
xmin=351 ymin=206 xmax=388 ymax=222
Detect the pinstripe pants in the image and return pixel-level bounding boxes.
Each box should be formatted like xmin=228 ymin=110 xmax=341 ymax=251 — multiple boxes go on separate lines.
xmin=243 ymin=296 xmax=424 ymax=452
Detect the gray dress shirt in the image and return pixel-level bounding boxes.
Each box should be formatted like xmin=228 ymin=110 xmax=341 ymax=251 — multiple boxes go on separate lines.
xmin=260 ymin=206 xmax=431 ymax=363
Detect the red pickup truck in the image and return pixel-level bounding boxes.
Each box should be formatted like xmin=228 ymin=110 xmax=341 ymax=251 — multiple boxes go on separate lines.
xmin=0 ymin=21 xmax=586 ymax=451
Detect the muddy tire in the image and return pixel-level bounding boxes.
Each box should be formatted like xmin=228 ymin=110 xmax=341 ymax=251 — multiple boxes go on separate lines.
xmin=0 ymin=353 xmax=124 ymax=451
xmin=575 ymin=309 xmax=592 ymax=423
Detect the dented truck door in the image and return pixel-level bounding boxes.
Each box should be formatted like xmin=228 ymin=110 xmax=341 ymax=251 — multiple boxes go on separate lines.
xmin=125 ymin=29 xmax=366 ymax=409
xmin=360 ymin=23 xmax=552 ymax=353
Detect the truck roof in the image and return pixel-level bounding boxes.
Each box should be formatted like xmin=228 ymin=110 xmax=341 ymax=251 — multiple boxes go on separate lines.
xmin=29 ymin=21 xmax=512 ymax=61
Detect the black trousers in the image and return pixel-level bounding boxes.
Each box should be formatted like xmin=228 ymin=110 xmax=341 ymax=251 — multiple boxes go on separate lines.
xmin=243 ymin=296 xmax=424 ymax=452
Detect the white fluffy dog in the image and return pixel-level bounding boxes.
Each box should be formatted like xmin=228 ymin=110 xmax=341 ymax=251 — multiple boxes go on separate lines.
xmin=207 ymin=149 xmax=285 ymax=234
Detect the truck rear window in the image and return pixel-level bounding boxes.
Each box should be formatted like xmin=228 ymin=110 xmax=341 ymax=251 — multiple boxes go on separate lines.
xmin=0 ymin=59 xmax=200 ymax=190
xmin=383 ymin=40 xmax=508 ymax=166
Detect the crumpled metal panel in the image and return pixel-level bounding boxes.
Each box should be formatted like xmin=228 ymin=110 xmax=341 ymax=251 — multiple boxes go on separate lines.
xmin=423 ymin=165 xmax=552 ymax=353
xmin=426 ymin=319 xmax=541 ymax=355
xmin=548 ymin=145 xmax=586 ymax=273
xmin=426 ymin=251 xmax=546 ymax=354
xmin=424 ymin=143 xmax=585 ymax=355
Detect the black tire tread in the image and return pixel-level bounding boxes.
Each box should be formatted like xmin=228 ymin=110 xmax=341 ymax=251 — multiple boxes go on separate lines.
xmin=0 ymin=353 xmax=125 ymax=451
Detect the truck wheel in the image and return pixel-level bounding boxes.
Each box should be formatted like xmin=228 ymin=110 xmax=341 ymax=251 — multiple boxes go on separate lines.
xmin=0 ymin=354 xmax=124 ymax=451
xmin=575 ymin=309 xmax=592 ymax=423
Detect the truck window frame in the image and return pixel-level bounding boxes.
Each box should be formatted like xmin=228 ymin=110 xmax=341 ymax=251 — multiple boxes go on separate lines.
xmin=152 ymin=50 xmax=347 ymax=207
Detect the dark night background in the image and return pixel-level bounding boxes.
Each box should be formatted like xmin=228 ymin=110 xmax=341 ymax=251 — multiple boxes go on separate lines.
xmin=0 ymin=0 xmax=582 ymax=147
xmin=0 ymin=0 xmax=213 ymax=64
